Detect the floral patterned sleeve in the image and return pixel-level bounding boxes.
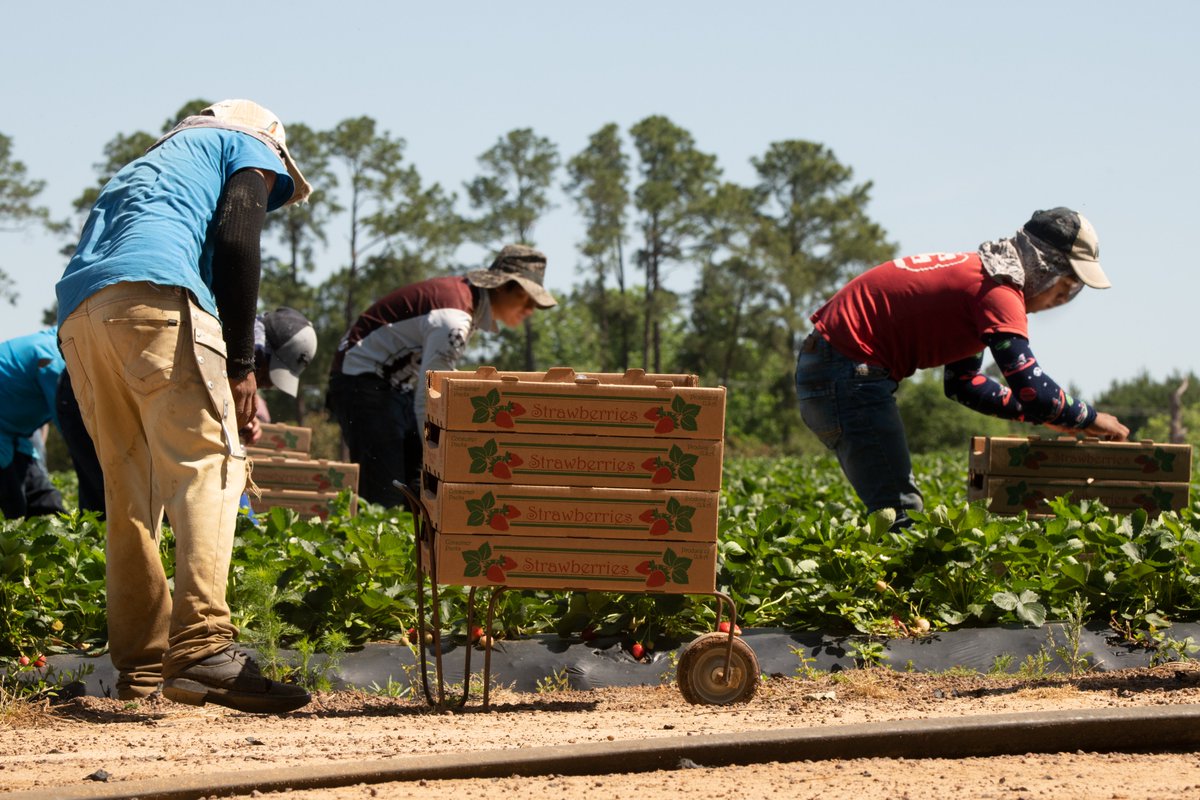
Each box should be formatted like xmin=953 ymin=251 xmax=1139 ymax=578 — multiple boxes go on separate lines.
xmin=943 ymin=333 xmax=1097 ymax=428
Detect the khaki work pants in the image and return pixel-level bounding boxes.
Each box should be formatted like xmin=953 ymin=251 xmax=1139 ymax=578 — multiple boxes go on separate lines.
xmin=58 ymin=282 xmax=246 ymax=695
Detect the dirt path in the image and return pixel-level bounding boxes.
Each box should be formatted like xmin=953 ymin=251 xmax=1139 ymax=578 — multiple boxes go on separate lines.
xmin=6 ymin=666 xmax=1200 ymax=798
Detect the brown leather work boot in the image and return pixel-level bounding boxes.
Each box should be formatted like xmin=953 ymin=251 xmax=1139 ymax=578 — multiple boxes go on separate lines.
xmin=163 ymin=646 xmax=310 ymax=713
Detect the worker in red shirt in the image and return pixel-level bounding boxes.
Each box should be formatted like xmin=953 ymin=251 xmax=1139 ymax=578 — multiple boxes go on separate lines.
xmin=796 ymin=207 xmax=1129 ymax=526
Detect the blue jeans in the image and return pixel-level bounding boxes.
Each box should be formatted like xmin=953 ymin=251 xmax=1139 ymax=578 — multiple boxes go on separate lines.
xmin=795 ymin=333 xmax=922 ymax=521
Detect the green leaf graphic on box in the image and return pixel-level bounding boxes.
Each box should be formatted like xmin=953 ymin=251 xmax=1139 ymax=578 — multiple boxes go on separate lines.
xmin=471 ymin=389 xmax=501 ymax=423
xmin=1154 ymin=448 xmax=1176 ymax=471
xmin=283 ymin=431 xmax=299 ymax=448
xmin=666 ymin=497 xmax=696 ymax=532
xmin=671 ymin=395 xmax=702 ymax=432
xmin=461 ymin=541 xmax=493 ymax=577
xmin=1006 ymin=482 xmax=1028 ymax=505
xmin=325 ymin=468 xmax=344 ymax=488
xmin=1008 ymin=444 xmax=1030 ymax=468
xmin=468 ymin=440 xmax=500 ymax=473
xmin=466 ymin=492 xmax=497 ymax=526
xmin=1152 ymin=486 xmax=1174 ymax=510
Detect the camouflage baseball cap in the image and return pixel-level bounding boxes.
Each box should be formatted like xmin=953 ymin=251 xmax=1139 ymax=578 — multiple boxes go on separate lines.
xmin=466 ymin=245 xmax=557 ymax=308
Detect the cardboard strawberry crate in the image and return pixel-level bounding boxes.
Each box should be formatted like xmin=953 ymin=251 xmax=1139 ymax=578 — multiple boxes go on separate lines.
xmin=969 ymin=475 xmax=1190 ymax=516
xmin=425 ymin=367 xmax=725 ymax=439
xmin=969 ymin=436 xmax=1192 ymax=483
xmin=422 ymin=532 xmax=716 ymax=593
xmin=246 ymin=445 xmax=307 ymax=460
xmin=250 ymin=457 xmax=360 ymax=495
xmin=255 ymin=422 xmax=313 ymax=455
xmin=422 ymin=427 xmax=724 ymax=491
xmin=421 ymin=480 xmax=718 ymax=542
xmin=249 ymin=488 xmax=358 ymax=520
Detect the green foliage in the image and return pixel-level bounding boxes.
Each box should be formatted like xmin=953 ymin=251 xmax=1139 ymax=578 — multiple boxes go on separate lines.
xmin=10 ymin=453 xmax=1200 ymax=666
xmin=0 ymin=511 xmax=106 ymax=657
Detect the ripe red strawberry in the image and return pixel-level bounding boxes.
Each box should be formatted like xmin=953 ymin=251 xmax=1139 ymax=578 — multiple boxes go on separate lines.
xmin=643 ymin=407 xmax=661 ymax=421
xmin=654 ymin=417 xmax=675 ymax=434
xmin=638 ymin=509 xmax=657 ymax=523
xmin=651 ymin=467 xmax=672 ymax=484
xmin=494 ymin=410 xmax=515 ymax=428
xmin=630 ymin=642 xmax=645 ymax=659
xmin=492 ymin=461 xmax=512 ymax=479
xmin=505 ymin=505 xmax=522 ymax=519
xmin=581 ymin=625 xmax=597 ymax=642
xmin=489 ymin=513 xmax=510 ymax=531
xmin=641 ymin=457 xmax=659 ymax=471
xmin=509 ymin=402 xmax=527 ymax=417
xmin=648 ymin=518 xmax=670 ymax=536
xmin=635 ymin=560 xmax=653 ymax=575
xmin=645 ymin=569 xmax=667 ymax=588
xmin=33 ymin=655 xmax=45 ymax=668
xmin=486 ymin=564 xmax=507 ymax=582
xmin=501 ymin=556 xmax=518 ymax=570
xmin=17 ymin=655 xmax=29 ymax=666
xmin=717 ymin=621 xmax=742 ymax=635
xmin=470 ymin=625 xmax=484 ymax=642
xmin=506 ymin=452 xmax=524 ymax=467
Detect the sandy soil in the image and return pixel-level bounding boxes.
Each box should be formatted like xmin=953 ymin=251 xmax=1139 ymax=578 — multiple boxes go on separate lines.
xmin=6 ymin=666 xmax=1200 ymax=799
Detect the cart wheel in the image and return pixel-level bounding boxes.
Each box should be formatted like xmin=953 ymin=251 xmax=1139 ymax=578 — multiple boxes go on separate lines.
xmin=677 ymin=632 xmax=759 ymax=705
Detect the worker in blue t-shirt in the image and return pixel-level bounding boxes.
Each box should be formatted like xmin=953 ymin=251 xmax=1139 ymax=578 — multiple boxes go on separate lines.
xmin=0 ymin=328 xmax=67 ymax=519
xmin=56 ymin=99 xmax=312 ymax=714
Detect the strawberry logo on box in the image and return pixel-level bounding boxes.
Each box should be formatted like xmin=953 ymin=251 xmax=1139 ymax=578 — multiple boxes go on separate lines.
xmin=633 ymin=547 xmax=692 ymax=588
xmin=1132 ymin=486 xmax=1176 ymax=513
xmin=1134 ymin=448 xmax=1176 ymax=475
xmin=1007 ymin=444 xmax=1049 ymax=470
xmin=468 ymin=439 xmax=523 ymax=480
xmin=641 ymin=445 xmax=699 ymax=484
xmin=268 ymin=430 xmax=300 ymax=451
xmin=312 ymin=467 xmax=346 ymax=492
xmin=471 ymin=389 xmax=527 ymax=429
xmin=462 ymin=542 xmax=518 ymax=583
xmin=638 ymin=497 xmax=697 ymax=536
xmin=1006 ymin=480 xmax=1047 ymax=512
xmin=643 ymin=395 xmax=702 ymax=435
xmin=466 ymin=491 xmax=522 ymax=531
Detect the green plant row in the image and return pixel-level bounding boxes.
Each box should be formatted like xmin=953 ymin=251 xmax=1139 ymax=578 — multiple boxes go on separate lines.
xmin=3 ymin=452 xmax=1200 ymax=662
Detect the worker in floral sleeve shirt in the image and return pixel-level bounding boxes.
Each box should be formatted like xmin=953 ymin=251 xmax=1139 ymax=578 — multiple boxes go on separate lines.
xmin=796 ymin=207 xmax=1128 ymax=526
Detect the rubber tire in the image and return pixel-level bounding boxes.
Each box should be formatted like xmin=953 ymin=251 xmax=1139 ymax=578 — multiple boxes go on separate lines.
xmin=677 ymin=632 xmax=759 ymax=705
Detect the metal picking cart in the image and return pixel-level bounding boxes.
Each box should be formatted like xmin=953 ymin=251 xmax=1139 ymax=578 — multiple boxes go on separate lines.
xmin=400 ymin=367 xmax=759 ymax=708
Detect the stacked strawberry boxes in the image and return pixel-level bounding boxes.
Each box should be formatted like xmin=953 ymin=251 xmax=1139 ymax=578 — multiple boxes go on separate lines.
xmin=420 ymin=367 xmax=726 ymax=593
xmin=245 ymin=422 xmax=359 ymax=520
xmin=968 ymin=435 xmax=1192 ymax=515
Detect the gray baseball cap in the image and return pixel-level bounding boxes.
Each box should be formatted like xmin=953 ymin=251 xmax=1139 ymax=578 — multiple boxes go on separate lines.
xmin=263 ymin=307 xmax=317 ymax=397
xmin=1023 ymin=207 xmax=1110 ymax=289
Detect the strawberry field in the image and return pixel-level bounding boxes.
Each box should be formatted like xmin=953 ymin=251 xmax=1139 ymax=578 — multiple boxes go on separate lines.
xmin=3 ymin=450 xmax=1200 ymax=665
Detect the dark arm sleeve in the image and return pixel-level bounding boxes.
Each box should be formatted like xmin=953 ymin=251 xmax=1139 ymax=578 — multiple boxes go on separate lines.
xmin=209 ymin=168 xmax=270 ymax=379
xmin=943 ymin=333 xmax=1098 ymax=428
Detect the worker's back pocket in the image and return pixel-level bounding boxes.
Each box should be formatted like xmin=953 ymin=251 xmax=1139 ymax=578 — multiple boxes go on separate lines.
xmin=103 ymin=308 xmax=184 ymax=395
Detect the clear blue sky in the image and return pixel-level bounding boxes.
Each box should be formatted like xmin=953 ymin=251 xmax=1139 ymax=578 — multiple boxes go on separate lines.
xmin=2 ymin=2 xmax=1195 ymax=399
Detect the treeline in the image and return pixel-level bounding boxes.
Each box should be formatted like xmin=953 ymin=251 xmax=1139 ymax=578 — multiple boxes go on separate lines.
xmin=4 ymin=101 xmax=1196 ymax=458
